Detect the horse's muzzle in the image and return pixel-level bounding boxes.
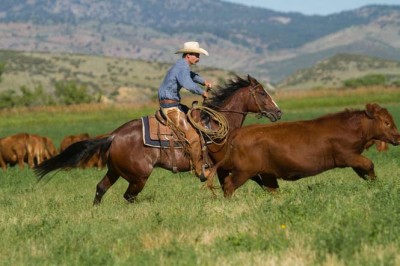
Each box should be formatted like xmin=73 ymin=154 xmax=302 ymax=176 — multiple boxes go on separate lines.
xmin=259 ymin=109 xmax=282 ymax=122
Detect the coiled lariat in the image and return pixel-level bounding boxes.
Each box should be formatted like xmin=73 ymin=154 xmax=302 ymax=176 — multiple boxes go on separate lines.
xmin=187 ymin=106 xmax=229 ymax=145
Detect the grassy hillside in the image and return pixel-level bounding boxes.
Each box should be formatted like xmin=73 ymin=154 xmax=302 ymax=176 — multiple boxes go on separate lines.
xmin=277 ymin=53 xmax=400 ymax=90
xmin=0 ymin=50 xmax=234 ymax=104
xmin=1 ymin=50 xmax=400 ymax=107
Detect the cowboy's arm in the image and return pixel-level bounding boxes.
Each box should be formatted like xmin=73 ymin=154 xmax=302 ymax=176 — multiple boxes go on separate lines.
xmin=190 ymin=71 xmax=205 ymax=85
xmin=177 ymin=68 xmax=206 ymax=96
xmin=191 ymin=71 xmax=212 ymax=89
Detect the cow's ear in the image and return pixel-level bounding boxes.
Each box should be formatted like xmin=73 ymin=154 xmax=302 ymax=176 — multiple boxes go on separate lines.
xmin=365 ymin=103 xmax=381 ymax=118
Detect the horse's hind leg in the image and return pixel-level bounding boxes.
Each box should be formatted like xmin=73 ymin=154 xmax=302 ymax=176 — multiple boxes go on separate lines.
xmin=123 ymin=177 xmax=148 ymax=203
xmin=93 ymin=170 xmax=120 ymax=206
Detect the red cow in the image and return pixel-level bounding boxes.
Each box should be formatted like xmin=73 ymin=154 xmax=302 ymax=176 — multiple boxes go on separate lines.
xmin=208 ymin=103 xmax=400 ymax=197
xmin=59 ymin=133 xmax=90 ymax=152
xmin=0 ymin=133 xmax=33 ymax=170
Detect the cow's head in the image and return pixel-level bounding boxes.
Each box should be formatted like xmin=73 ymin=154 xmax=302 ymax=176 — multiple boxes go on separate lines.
xmin=365 ymin=103 xmax=400 ymax=146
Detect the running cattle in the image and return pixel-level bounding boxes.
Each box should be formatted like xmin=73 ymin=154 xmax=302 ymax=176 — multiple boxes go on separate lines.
xmin=208 ymin=103 xmax=400 ymax=197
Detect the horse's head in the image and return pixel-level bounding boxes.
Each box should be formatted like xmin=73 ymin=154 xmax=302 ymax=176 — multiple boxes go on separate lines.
xmin=204 ymin=75 xmax=282 ymax=124
xmin=246 ymin=75 xmax=282 ymax=122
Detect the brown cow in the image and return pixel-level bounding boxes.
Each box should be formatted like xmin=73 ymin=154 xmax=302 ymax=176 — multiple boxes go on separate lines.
xmin=0 ymin=133 xmax=33 ymax=170
xmin=208 ymin=103 xmax=400 ymax=197
xmin=43 ymin=136 xmax=58 ymax=160
xmin=59 ymin=133 xmax=90 ymax=152
xmin=28 ymin=134 xmax=47 ymax=166
xmin=59 ymin=133 xmax=106 ymax=169
xmin=82 ymin=134 xmax=108 ymax=169
xmin=27 ymin=135 xmax=59 ymax=166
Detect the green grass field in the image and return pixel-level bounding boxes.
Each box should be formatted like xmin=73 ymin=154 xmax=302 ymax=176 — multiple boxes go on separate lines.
xmin=1 ymin=91 xmax=400 ymax=265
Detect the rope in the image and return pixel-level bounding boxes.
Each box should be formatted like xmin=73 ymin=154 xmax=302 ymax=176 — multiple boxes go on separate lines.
xmin=187 ymin=106 xmax=229 ymax=145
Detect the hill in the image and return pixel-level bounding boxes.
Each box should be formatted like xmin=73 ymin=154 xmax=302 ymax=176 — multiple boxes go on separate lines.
xmin=278 ymin=54 xmax=400 ymax=90
xmin=0 ymin=0 xmax=399 ymax=83
xmin=0 ymin=50 xmax=234 ymax=104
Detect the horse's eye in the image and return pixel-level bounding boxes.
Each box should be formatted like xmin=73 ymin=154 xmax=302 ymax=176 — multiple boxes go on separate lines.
xmin=385 ymin=121 xmax=391 ymax=127
xmin=259 ymin=91 xmax=266 ymax=96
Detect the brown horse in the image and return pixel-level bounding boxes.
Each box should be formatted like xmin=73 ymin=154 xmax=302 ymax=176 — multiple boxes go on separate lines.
xmin=35 ymin=75 xmax=282 ymax=204
xmin=208 ymin=103 xmax=400 ymax=197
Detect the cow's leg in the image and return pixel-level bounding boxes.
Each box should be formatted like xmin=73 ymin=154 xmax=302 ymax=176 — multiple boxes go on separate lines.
xmin=352 ymin=166 xmax=376 ymax=180
xmin=0 ymin=155 xmax=7 ymax=171
xmin=250 ymin=175 xmax=265 ymax=189
xmin=217 ymin=168 xmax=230 ymax=192
xmin=123 ymin=177 xmax=148 ymax=203
xmin=347 ymin=156 xmax=376 ymax=180
xmin=223 ymin=171 xmax=250 ymax=198
xmin=259 ymin=175 xmax=279 ymax=193
xmin=93 ymin=170 xmax=120 ymax=206
xmin=17 ymin=155 xmax=25 ymax=169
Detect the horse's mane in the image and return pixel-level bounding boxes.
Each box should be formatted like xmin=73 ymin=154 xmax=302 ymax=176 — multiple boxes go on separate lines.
xmin=204 ymin=75 xmax=252 ymax=109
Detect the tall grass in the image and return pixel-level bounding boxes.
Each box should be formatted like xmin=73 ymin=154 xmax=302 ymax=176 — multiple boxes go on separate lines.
xmin=1 ymin=90 xmax=400 ymax=265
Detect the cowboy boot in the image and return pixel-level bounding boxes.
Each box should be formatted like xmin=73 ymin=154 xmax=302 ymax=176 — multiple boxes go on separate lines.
xmin=164 ymin=107 xmax=210 ymax=181
xmin=184 ymin=127 xmax=211 ymax=181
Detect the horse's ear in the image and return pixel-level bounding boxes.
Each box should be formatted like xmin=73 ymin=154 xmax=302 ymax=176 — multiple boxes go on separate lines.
xmin=247 ymin=75 xmax=255 ymax=84
xmin=365 ymin=103 xmax=381 ymax=118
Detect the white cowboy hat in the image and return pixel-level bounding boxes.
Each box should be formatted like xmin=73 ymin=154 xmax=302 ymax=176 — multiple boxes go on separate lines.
xmin=175 ymin=41 xmax=209 ymax=56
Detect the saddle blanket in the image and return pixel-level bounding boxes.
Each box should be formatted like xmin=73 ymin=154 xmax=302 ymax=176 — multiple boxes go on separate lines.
xmin=141 ymin=116 xmax=183 ymax=148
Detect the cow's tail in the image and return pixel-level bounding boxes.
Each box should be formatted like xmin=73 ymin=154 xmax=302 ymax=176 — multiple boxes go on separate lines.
xmin=34 ymin=135 xmax=114 ymax=181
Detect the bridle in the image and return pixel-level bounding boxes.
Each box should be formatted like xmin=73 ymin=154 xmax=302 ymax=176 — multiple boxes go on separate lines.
xmin=249 ymin=83 xmax=269 ymax=116
xmin=205 ymin=83 xmax=275 ymax=117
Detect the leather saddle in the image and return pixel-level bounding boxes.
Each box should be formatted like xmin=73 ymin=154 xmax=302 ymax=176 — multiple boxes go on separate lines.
xmin=141 ymin=110 xmax=183 ymax=148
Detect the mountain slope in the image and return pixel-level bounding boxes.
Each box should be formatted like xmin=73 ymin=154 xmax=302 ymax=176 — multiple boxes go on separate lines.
xmin=278 ymin=54 xmax=400 ymax=90
xmin=0 ymin=50 xmax=233 ymax=103
xmin=0 ymin=0 xmax=399 ymax=83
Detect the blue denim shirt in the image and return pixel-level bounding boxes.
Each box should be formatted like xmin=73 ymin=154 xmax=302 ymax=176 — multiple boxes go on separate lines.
xmin=158 ymin=58 xmax=205 ymax=107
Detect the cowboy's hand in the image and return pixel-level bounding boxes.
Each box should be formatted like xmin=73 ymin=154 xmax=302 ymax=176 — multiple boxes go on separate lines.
xmin=204 ymin=81 xmax=212 ymax=90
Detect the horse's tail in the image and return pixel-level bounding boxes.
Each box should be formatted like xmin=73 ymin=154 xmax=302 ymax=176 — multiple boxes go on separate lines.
xmin=34 ymin=135 xmax=114 ymax=181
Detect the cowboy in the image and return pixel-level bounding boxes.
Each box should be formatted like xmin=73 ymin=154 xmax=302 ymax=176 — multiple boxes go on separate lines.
xmin=158 ymin=41 xmax=212 ymax=180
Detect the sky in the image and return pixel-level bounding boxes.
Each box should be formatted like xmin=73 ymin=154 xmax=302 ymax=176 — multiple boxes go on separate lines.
xmin=224 ymin=0 xmax=400 ymax=15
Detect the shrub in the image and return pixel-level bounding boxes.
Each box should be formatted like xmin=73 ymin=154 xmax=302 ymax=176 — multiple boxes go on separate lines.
xmin=0 ymin=85 xmax=53 ymax=108
xmin=54 ymin=80 xmax=95 ymax=105
xmin=343 ymin=74 xmax=387 ymax=88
